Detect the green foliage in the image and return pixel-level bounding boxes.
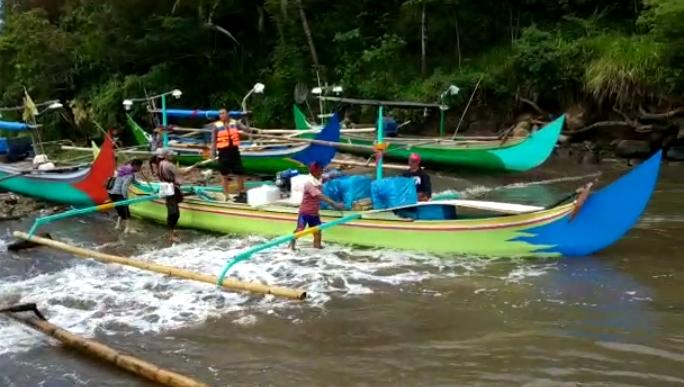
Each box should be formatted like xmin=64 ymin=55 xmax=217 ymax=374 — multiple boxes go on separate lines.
xmin=0 ymin=9 xmax=73 ymax=102
xmin=345 ymin=34 xmax=409 ymax=99
xmin=0 ymin=0 xmax=682 ymax=141
xmin=510 ymin=26 xmax=584 ymax=99
xmin=639 ymin=0 xmax=684 ymax=90
xmin=583 ymin=34 xmax=665 ymax=106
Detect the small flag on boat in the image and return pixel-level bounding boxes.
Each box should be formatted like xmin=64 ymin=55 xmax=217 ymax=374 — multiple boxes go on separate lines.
xmin=22 ymin=88 xmax=38 ymax=122
xmin=292 ymin=112 xmax=341 ymax=168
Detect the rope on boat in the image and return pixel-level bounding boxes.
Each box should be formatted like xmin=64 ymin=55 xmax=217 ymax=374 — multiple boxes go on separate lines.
xmin=12 ymin=231 xmax=307 ymax=300
xmin=0 ymin=303 xmax=209 ymax=387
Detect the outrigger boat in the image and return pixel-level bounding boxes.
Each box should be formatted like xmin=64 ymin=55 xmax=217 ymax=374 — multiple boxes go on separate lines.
xmin=0 ymin=134 xmax=115 ymax=206
xmin=126 ymin=111 xmax=339 ymax=175
xmin=293 ymin=98 xmax=563 ymax=172
xmin=126 ymin=108 xmax=661 ymax=257
xmin=127 ymin=149 xmax=660 ymax=257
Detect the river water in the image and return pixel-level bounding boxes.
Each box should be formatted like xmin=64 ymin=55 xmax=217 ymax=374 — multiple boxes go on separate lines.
xmin=0 ymin=157 xmax=682 ymax=386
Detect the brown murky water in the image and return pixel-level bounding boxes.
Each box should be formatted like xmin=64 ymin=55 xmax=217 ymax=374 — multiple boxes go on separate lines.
xmin=1 ymin=157 xmax=682 ymax=386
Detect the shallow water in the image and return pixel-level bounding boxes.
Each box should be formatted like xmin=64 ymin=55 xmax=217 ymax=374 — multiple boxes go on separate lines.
xmin=1 ymin=156 xmax=682 ymax=386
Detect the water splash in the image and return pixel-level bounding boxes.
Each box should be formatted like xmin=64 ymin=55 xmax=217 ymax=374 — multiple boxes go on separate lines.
xmin=436 ymin=172 xmax=601 ymax=199
xmin=0 ymin=236 xmax=552 ymax=356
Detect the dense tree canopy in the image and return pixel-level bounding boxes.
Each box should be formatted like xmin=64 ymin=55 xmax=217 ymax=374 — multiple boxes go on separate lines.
xmin=0 ymin=0 xmax=682 ymax=138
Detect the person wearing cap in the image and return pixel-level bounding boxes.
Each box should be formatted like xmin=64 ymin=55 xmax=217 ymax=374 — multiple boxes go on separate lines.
xmin=403 ymin=153 xmax=432 ymax=201
xmin=108 ymin=159 xmax=143 ymax=234
xmin=211 ymin=108 xmax=247 ymax=202
xmin=158 ymin=149 xmax=186 ymax=243
xmin=290 ymin=162 xmax=343 ymax=250
xmin=150 ymin=126 xmax=164 ymax=152
xmin=149 ymin=147 xmax=164 ymax=178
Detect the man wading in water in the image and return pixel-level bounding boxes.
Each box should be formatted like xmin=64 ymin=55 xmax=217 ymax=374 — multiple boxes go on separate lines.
xmin=289 ymin=162 xmax=343 ymax=250
xmin=158 ymin=149 xmax=192 ymax=243
xmin=108 ymin=159 xmax=143 ymax=233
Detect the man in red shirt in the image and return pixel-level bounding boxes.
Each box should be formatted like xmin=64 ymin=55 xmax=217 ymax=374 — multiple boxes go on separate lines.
xmin=290 ymin=162 xmax=343 ymax=250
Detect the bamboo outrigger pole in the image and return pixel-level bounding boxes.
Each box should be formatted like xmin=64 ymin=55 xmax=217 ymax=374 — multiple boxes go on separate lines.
xmin=247 ymin=131 xmax=378 ymax=152
xmin=27 ymin=194 xmax=164 ymax=237
xmin=12 ymin=232 xmax=306 ymax=300
xmin=0 ymin=303 xmax=208 ymax=387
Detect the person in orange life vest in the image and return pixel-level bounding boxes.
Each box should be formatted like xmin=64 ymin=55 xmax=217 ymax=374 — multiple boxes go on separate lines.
xmin=402 ymin=153 xmax=432 ymax=201
xmin=211 ymin=109 xmax=247 ymax=202
xmin=289 ymin=162 xmax=343 ymax=250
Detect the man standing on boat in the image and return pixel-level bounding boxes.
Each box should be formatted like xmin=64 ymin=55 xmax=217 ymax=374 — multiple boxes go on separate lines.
xmin=211 ymin=109 xmax=247 ymax=203
xmin=403 ymin=153 xmax=432 ymax=201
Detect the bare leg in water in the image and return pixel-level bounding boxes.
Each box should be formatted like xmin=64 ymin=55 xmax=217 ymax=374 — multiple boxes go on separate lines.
xmin=236 ymin=175 xmax=245 ymax=196
xmin=221 ymin=175 xmax=231 ymax=200
xmin=313 ymin=231 xmax=322 ymax=249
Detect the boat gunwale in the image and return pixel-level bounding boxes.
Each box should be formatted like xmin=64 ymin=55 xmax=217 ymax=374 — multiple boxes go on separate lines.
xmin=130 ymin=184 xmax=575 ymax=232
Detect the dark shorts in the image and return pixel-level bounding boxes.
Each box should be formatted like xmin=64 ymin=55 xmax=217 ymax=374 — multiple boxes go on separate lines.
xmin=296 ymin=213 xmax=321 ymax=230
xmin=218 ymin=147 xmax=244 ymax=176
xmin=109 ymin=193 xmax=131 ymax=220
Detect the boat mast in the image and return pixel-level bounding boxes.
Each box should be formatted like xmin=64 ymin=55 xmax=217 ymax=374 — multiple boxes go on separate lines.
xmin=376 ymin=105 xmax=384 ymax=180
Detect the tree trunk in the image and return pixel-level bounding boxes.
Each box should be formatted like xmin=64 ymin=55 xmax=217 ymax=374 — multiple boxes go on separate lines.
xmin=455 ymin=14 xmax=461 ymax=70
xmin=296 ymin=0 xmax=320 ymax=75
xmin=509 ymin=2 xmax=514 ymax=45
xmin=296 ymin=0 xmax=324 ymax=115
xmin=420 ymin=1 xmax=427 ymax=77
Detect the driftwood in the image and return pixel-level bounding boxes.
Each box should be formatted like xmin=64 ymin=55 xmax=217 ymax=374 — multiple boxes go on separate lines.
xmin=638 ymin=106 xmax=684 ymax=120
xmin=565 ymin=106 xmax=659 ymax=135
xmin=517 ymin=96 xmax=546 ymax=116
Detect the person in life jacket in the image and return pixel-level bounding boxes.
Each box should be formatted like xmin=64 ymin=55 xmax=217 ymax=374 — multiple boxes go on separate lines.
xmin=211 ymin=109 xmax=247 ymax=202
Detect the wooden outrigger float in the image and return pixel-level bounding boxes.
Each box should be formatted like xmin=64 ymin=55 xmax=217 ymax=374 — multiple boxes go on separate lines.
xmin=12 ymin=231 xmax=307 ymax=300
xmin=0 ymin=303 xmax=208 ymax=387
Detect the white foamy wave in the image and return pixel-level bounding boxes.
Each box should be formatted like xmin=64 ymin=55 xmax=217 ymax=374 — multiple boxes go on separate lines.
xmin=440 ymin=172 xmax=602 ymax=199
xmin=0 ymin=236 xmax=552 ymax=356
xmin=499 ymin=172 xmax=601 ymax=190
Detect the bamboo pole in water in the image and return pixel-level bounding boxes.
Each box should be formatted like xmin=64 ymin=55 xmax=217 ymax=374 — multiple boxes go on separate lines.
xmin=12 ymin=232 xmax=307 ymax=300
xmin=1 ymin=303 xmax=207 ymax=387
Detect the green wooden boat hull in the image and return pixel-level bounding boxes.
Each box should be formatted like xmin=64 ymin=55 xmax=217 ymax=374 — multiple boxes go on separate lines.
xmin=0 ymin=170 xmax=94 ymax=206
xmin=129 ymin=184 xmax=569 ymax=256
xmin=127 ymin=115 xmax=306 ymax=175
xmin=127 ymin=149 xmax=661 ymax=257
xmin=173 ymin=153 xmax=305 ymax=175
xmin=0 ymin=136 xmax=116 ymax=206
xmin=296 ymin=106 xmax=563 ymax=172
